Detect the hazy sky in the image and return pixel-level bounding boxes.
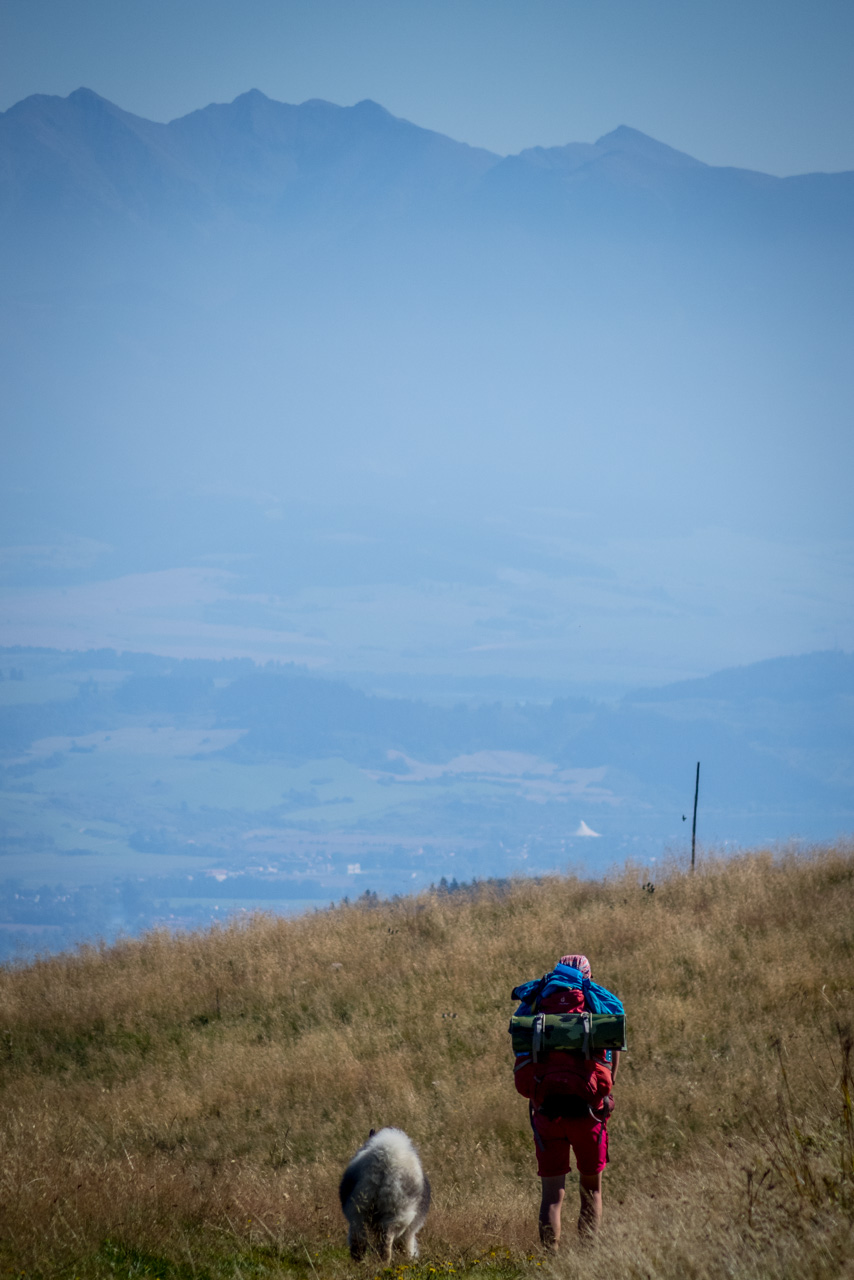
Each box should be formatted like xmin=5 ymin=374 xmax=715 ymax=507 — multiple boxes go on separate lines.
xmin=2 ymin=0 xmax=853 ymax=175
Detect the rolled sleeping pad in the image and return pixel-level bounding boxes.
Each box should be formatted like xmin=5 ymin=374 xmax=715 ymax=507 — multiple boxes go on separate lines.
xmin=509 ymin=1011 xmax=627 ymax=1056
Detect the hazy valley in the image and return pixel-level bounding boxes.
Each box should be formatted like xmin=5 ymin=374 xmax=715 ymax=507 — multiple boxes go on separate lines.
xmin=0 ymin=645 xmax=851 ymax=958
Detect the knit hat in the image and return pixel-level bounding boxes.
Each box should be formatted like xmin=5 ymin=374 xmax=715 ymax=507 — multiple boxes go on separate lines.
xmin=559 ymin=953 xmax=591 ymax=979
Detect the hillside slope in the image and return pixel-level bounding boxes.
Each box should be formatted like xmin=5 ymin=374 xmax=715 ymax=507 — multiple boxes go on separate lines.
xmin=0 ymin=845 xmax=851 ymax=1278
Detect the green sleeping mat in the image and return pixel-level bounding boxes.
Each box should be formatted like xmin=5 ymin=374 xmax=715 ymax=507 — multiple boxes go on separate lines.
xmin=509 ymin=1011 xmax=627 ymax=1057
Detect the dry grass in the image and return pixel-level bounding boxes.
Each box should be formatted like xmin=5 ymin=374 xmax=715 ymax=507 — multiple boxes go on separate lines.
xmin=0 ymin=844 xmax=852 ymax=1278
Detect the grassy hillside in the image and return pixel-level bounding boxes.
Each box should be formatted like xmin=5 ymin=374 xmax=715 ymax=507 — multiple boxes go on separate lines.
xmin=0 ymin=846 xmax=852 ymax=1279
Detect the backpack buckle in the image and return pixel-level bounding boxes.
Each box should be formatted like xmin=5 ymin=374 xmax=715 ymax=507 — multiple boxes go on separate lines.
xmin=581 ymin=1011 xmax=592 ymax=1059
xmin=531 ymin=1013 xmax=546 ymax=1062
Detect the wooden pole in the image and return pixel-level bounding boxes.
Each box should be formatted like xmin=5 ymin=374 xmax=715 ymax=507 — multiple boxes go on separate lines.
xmin=691 ymin=761 xmax=700 ymax=870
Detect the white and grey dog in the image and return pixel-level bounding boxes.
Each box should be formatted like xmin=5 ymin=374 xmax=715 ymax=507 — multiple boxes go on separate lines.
xmin=338 ymin=1127 xmax=431 ymax=1263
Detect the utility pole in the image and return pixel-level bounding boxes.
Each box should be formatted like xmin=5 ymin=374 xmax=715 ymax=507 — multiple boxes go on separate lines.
xmin=691 ymin=761 xmax=700 ymax=870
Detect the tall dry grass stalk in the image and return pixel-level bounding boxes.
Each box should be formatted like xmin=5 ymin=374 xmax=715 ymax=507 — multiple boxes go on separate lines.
xmin=0 ymin=844 xmax=851 ymax=1278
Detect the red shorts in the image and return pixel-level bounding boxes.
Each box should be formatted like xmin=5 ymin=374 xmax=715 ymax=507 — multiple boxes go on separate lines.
xmin=531 ymin=1111 xmax=609 ymax=1178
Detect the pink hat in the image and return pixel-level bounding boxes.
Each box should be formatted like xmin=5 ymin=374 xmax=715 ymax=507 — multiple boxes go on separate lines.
xmin=559 ymin=953 xmax=591 ymax=979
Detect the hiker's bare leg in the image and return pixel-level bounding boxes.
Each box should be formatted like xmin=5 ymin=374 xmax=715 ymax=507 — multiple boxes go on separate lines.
xmin=578 ymin=1171 xmax=603 ymax=1237
xmin=539 ymin=1174 xmax=566 ymax=1250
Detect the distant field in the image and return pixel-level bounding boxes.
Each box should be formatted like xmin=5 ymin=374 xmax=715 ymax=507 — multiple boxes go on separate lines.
xmin=2 ymin=731 xmax=527 ymax=882
xmin=0 ymin=651 xmax=620 ymax=898
xmin=1 ymin=646 xmax=851 ymax=959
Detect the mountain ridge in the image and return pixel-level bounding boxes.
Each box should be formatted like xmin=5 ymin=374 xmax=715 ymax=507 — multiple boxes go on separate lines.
xmin=4 ymin=86 xmax=853 ymax=239
xmin=8 ymin=87 xmax=854 ymax=177
xmin=627 ymin=649 xmax=854 ymax=704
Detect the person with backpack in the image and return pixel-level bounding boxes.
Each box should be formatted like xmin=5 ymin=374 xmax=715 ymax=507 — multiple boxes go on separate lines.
xmin=509 ymin=952 xmax=625 ymax=1248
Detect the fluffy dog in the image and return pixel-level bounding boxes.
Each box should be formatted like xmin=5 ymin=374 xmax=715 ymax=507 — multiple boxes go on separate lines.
xmin=338 ymin=1127 xmax=431 ymax=1263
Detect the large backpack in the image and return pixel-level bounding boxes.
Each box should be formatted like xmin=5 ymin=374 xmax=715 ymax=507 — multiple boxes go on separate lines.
xmin=509 ymin=964 xmax=626 ymax=1113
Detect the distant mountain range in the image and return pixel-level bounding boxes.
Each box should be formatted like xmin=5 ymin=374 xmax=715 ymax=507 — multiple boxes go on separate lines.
xmin=3 ymin=87 xmax=852 ymax=248
xmin=2 ymin=89 xmax=852 ymax=693
xmin=0 ymin=89 xmax=494 ymax=235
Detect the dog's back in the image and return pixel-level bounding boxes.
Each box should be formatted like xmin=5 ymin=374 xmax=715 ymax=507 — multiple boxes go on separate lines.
xmin=339 ymin=1127 xmax=431 ymax=1262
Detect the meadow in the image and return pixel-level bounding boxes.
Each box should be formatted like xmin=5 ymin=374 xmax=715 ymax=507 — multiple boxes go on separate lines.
xmin=0 ymin=844 xmax=851 ymax=1279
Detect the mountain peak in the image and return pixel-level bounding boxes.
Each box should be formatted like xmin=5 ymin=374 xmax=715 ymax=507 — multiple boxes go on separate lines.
xmin=67 ymin=87 xmax=112 ymax=108
xmin=596 ymin=125 xmax=656 ymax=147
xmin=594 ymin=125 xmax=705 ymax=168
xmin=232 ymin=88 xmax=271 ymax=105
xmin=352 ymin=99 xmax=393 ymax=118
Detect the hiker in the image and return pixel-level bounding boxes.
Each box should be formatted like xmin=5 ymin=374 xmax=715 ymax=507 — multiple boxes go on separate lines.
xmin=509 ymin=952 xmax=624 ymax=1248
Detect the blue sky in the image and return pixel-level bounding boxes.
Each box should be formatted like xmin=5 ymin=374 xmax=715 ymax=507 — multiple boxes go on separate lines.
xmin=2 ymin=0 xmax=853 ymax=175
